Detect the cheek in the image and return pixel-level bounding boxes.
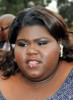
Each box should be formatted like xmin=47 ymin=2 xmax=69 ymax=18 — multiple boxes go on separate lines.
xmin=42 ymin=45 xmax=60 ymax=65
xmin=3 ymin=30 xmax=7 ymax=35
xmin=41 ymin=45 xmax=60 ymax=75
xmin=14 ymin=48 xmax=25 ymax=66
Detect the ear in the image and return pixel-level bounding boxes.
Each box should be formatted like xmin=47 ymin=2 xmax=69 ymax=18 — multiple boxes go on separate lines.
xmin=58 ymin=39 xmax=62 ymax=45
xmin=58 ymin=39 xmax=63 ymax=50
xmin=58 ymin=39 xmax=63 ymax=57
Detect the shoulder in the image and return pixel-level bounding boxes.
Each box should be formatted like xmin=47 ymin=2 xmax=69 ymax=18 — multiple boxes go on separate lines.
xmin=59 ymin=60 xmax=73 ymax=69
xmin=0 ymin=73 xmax=21 ymax=87
xmin=0 ymin=72 xmax=4 ymax=91
xmin=0 ymin=74 xmax=17 ymax=92
xmin=56 ymin=61 xmax=73 ymax=82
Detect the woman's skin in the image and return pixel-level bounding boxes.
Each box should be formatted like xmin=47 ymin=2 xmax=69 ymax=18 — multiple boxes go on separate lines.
xmin=0 ymin=26 xmax=73 ymax=100
xmin=15 ymin=25 xmax=60 ymax=82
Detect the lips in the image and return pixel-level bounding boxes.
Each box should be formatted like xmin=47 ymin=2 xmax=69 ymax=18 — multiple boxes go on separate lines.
xmin=26 ymin=59 xmax=41 ymax=68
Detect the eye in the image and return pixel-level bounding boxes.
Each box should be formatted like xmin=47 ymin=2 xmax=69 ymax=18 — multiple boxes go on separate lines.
xmin=37 ymin=41 xmax=48 ymax=46
xmin=17 ymin=43 xmax=28 ymax=47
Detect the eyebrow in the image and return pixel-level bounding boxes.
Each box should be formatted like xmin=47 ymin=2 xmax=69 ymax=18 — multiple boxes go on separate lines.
xmin=16 ymin=39 xmax=27 ymax=42
xmin=16 ymin=37 xmax=49 ymax=42
xmin=35 ymin=37 xmax=49 ymax=41
xmin=0 ymin=26 xmax=10 ymax=31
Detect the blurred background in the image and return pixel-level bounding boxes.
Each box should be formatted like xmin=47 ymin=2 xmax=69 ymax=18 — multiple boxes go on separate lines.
xmin=0 ymin=0 xmax=73 ymax=29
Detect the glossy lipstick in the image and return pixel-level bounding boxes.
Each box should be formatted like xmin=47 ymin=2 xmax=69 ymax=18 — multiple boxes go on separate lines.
xmin=26 ymin=59 xmax=41 ymax=68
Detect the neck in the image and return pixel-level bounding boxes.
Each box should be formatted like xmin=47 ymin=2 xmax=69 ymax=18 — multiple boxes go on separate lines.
xmin=19 ymin=69 xmax=57 ymax=88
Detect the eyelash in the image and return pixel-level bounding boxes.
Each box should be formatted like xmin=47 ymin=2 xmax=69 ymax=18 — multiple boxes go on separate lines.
xmin=18 ymin=43 xmax=28 ymax=47
xmin=37 ymin=41 xmax=48 ymax=46
xmin=17 ymin=41 xmax=48 ymax=47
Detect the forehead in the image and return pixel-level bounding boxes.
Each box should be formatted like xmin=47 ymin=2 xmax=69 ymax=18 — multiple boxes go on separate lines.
xmin=0 ymin=19 xmax=8 ymax=26
xmin=17 ymin=25 xmax=53 ymax=40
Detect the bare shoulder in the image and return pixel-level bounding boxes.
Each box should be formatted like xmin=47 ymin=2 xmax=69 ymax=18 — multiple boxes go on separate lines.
xmin=63 ymin=61 xmax=73 ymax=69
xmin=0 ymin=74 xmax=18 ymax=100
xmin=59 ymin=61 xmax=73 ymax=73
xmin=70 ymin=61 xmax=73 ymax=69
xmin=0 ymin=71 xmax=5 ymax=91
xmin=0 ymin=73 xmax=22 ymax=86
xmin=0 ymin=71 xmax=7 ymax=87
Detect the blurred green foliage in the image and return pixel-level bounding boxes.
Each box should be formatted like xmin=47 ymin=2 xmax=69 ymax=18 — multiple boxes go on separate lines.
xmin=57 ymin=0 xmax=73 ymax=28
xmin=0 ymin=0 xmax=25 ymax=15
xmin=0 ymin=0 xmax=73 ymax=28
xmin=0 ymin=0 xmax=51 ymax=15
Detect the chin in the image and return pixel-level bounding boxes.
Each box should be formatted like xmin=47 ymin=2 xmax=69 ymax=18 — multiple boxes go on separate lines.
xmin=22 ymin=72 xmax=44 ymax=82
xmin=21 ymin=70 xmax=46 ymax=82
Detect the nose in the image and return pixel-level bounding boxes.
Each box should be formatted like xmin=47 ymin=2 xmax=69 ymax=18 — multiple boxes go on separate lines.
xmin=26 ymin=45 xmax=38 ymax=55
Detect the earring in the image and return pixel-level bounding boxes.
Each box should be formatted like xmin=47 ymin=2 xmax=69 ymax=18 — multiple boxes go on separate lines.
xmin=60 ymin=44 xmax=63 ymax=57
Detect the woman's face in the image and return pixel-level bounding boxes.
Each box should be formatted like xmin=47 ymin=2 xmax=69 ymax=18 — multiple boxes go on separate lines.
xmin=14 ymin=25 xmax=60 ymax=82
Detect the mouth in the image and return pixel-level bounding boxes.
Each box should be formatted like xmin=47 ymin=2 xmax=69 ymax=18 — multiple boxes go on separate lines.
xmin=26 ymin=59 xmax=41 ymax=68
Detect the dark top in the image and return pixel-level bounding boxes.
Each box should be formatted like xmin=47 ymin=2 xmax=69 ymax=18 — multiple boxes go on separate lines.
xmin=0 ymin=42 xmax=5 ymax=48
xmin=0 ymin=69 xmax=73 ymax=100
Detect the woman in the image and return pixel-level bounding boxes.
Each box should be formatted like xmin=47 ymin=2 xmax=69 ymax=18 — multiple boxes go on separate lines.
xmin=0 ymin=6 xmax=73 ymax=100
